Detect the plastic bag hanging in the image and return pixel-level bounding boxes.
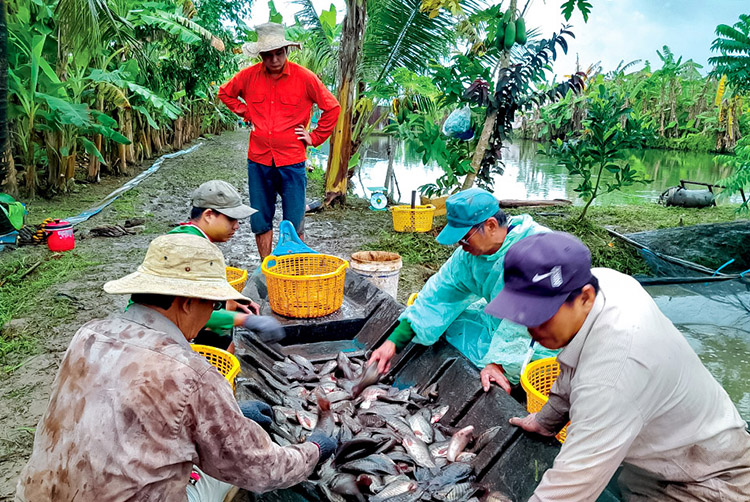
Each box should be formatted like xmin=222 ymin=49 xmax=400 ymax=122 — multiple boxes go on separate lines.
xmin=442 ymin=105 xmax=474 ymax=141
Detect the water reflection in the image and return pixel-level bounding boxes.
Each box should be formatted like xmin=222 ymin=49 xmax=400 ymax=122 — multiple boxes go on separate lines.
xmin=347 ymin=136 xmax=740 ymax=205
xmin=647 ymin=284 xmax=750 ymax=420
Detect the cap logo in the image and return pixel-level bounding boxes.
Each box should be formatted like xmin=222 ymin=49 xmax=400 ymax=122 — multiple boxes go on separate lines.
xmin=532 ymin=265 xmax=563 ymax=287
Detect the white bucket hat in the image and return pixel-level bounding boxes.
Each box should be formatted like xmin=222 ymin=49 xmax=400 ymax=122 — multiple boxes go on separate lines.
xmin=104 ymin=233 xmax=250 ymax=302
xmin=241 ymin=22 xmax=301 ymax=59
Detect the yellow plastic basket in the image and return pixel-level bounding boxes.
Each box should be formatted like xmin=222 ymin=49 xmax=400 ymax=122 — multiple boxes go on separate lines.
xmin=390 ymin=204 xmax=436 ymax=233
xmin=520 ymin=357 xmax=569 ymax=443
xmin=261 ymin=253 xmax=349 ymax=318
xmin=226 ymin=266 xmax=248 ymax=293
xmin=191 ymin=344 xmax=241 ymax=391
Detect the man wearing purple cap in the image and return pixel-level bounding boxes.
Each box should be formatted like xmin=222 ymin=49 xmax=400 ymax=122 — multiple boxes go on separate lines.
xmin=486 ymin=231 xmax=750 ymax=500
xmin=369 ymin=187 xmax=557 ymax=392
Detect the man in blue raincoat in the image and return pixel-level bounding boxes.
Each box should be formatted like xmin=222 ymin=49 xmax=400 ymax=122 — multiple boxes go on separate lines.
xmin=368 ymin=188 xmax=558 ymax=392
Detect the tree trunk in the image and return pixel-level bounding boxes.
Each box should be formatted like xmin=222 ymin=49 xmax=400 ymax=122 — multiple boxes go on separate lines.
xmin=152 ymin=126 xmax=162 ymax=154
xmin=173 ymin=116 xmax=184 ymax=150
xmin=462 ymin=0 xmax=516 ymax=190
xmin=324 ymin=0 xmax=366 ymax=206
xmin=124 ymin=108 xmax=135 ymax=164
xmin=0 ymin=0 xmax=11 ymax=194
xmin=2 ymin=149 xmax=17 ymax=197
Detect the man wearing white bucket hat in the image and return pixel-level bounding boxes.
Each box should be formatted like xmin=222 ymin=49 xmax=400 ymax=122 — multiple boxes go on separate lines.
xmin=219 ymin=22 xmax=340 ymax=259
xmin=16 ymin=234 xmax=338 ymax=501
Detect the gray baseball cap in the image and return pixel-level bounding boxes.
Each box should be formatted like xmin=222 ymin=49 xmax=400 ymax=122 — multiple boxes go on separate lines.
xmin=191 ymin=180 xmax=256 ymax=219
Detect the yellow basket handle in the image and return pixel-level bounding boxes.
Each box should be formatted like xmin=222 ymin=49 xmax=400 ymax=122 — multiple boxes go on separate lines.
xmin=407 ymin=292 xmax=419 ymax=306
xmin=261 ymin=254 xmax=278 ymax=271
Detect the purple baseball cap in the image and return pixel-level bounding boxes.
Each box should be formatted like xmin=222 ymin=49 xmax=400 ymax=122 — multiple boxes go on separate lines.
xmin=485 ymin=232 xmax=593 ymax=327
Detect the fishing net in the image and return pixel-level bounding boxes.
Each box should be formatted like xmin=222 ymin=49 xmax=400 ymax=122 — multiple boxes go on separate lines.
xmin=617 ymin=221 xmax=750 ymax=419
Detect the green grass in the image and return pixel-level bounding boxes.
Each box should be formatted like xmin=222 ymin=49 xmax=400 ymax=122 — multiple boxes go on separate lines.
xmin=363 ymin=203 xmax=747 ymax=277
xmin=0 ymin=249 xmax=100 ymax=367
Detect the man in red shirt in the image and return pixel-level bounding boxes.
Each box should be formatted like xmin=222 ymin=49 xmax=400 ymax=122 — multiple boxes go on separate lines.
xmin=219 ymin=23 xmax=340 ymax=258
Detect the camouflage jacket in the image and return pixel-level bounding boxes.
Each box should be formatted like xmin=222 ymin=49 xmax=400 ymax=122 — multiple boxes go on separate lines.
xmin=16 ymin=304 xmax=318 ymax=501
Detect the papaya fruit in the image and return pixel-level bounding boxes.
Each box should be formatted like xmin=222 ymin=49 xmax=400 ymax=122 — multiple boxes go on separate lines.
xmin=495 ymin=22 xmax=505 ymax=50
xmin=503 ymin=19 xmax=516 ymax=50
xmin=515 ymin=17 xmax=527 ymax=45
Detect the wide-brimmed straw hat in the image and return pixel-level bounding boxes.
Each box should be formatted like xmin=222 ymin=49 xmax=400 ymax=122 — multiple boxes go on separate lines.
xmin=104 ymin=234 xmax=250 ymax=302
xmin=242 ymin=22 xmax=301 ymax=58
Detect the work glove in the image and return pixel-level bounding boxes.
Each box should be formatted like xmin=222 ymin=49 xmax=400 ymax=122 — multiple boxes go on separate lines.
xmin=242 ymin=315 xmax=285 ymax=343
xmin=239 ymin=400 xmax=273 ymax=431
xmin=307 ymin=430 xmax=339 ymax=465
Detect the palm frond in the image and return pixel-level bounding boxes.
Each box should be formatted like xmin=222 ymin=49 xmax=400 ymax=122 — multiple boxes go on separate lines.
xmin=362 ymin=0 xmax=458 ymax=83
xmin=293 ymin=0 xmax=336 ymax=61
xmin=56 ymin=0 xmax=135 ymax=54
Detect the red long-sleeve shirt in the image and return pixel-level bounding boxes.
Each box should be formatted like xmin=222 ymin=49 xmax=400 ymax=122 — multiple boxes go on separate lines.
xmin=219 ymin=61 xmax=340 ymax=166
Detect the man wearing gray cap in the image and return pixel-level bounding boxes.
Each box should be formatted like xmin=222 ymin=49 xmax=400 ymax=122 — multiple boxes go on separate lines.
xmin=486 ymin=231 xmax=750 ymax=501
xmin=16 ymin=233 xmax=337 ymax=501
xmin=169 ymin=179 xmax=283 ymax=351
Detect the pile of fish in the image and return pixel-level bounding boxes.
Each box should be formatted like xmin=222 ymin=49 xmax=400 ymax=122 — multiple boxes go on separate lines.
xmin=239 ymin=351 xmax=510 ymax=502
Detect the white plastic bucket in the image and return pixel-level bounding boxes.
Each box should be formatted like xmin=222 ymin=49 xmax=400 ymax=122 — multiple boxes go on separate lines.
xmin=350 ymin=251 xmax=403 ymax=299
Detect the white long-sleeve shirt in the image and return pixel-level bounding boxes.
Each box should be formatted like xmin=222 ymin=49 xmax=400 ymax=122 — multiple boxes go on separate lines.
xmin=531 ymin=268 xmax=750 ymax=501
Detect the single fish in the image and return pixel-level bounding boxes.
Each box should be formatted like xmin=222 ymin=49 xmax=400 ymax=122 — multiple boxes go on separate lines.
xmin=446 ymin=425 xmax=474 ymax=462
xmin=427 ymin=462 xmax=474 ymax=490
xmin=366 ymin=403 xmax=409 ymax=417
xmin=273 ymin=359 xmax=302 ymax=378
xmin=384 ymin=416 xmax=414 ymax=438
xmin=258 ymin=368 xmax=290 ymax=393
xmin=318 ymin=359 xmax=338 ymax=375
xmin=337 ymin=351 xmax=356 ymax=380
xmin=469 ymin=425 xmax=502 ymax=454
xmin=289 ymin=353 xmax=317 ymax=374
xmin=341 ymin=414 xmax=363 ymax=434
xmin=429 ymin=440 xmax=451 ymax=458
xmin=358 ymin=414 xmax=386 ymax=428
xmin=330 ymin=473 xmax=366 ymax=502
xmin=339 ymin=453 xmax=400 ymax=476
xmin=239 ymin=377 xmax=282 ymax=405
xmin=402 ymin=434 xmax=436 ymax=468
xmin=351 ymin=362 xmax=381 ymax=398
xmin=332 ymin=400 xmax=355 ymax=417
xmin=327 ymin=390 xmax=352 ymax=404
xmin=431 ymin=404 xmax=450 ymax=424
xmin=334 ymin=438 xmax=385 ymax=466
xmin=370 ymin=479 xmax=418 ymax=502
xmin=272 ymin=406 xmax=297 ymax=423
xmin=296 ymin=409 xmax=318 ymax=430
xmin=456 ymin=452 xmax=476 ymax=463
xmin=434 ymin=482 xmax=476 ymax=502
xmin=315 ymin=391 xmax=336 ymax=436
xmin=408 ymin=413 xmax=434 ymax=444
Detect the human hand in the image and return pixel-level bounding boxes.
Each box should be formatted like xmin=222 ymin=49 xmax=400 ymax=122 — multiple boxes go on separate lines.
xmin=229 ymin=300 xmax=259 ymax=315
xmin=307 ymin=429 xmax=339 ymax=464
xmin=480 ymin=363 xmax=511 ymax=394
xmin=239 ymin=400 xmax=273 ymax=430
xmin=368 ymin=341 xmax=397 ymax=375
xmin=295 ymin=125 xmax=313 ymax=146
xmin=242 ymin=315 xmax=285 ymax=342
xmin=509 ymin=413 xmax=555 ymax=437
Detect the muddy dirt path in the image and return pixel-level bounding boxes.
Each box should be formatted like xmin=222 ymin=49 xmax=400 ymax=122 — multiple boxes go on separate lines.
xmin=0 ymin=129 xmax=414 ymax=499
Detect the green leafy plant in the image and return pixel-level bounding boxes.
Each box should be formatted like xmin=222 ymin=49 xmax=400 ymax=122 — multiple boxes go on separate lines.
xmin=716 ymin=136 xmax=750 ymax=211
xmin=546 ymin=86 xmax=651 ymax=220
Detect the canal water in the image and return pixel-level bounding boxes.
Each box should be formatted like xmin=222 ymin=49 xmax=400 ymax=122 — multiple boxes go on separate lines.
xmin=347 ymin=136 xmax=741 ymax=205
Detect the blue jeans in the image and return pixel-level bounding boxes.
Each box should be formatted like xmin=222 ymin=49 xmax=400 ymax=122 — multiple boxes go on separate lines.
xmin=247 ymin=159 xmax=306 ymax=235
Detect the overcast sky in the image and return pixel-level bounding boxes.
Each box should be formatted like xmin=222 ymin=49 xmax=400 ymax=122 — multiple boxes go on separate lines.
xmin=244 ymin=0 xmax=748 ymax=77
